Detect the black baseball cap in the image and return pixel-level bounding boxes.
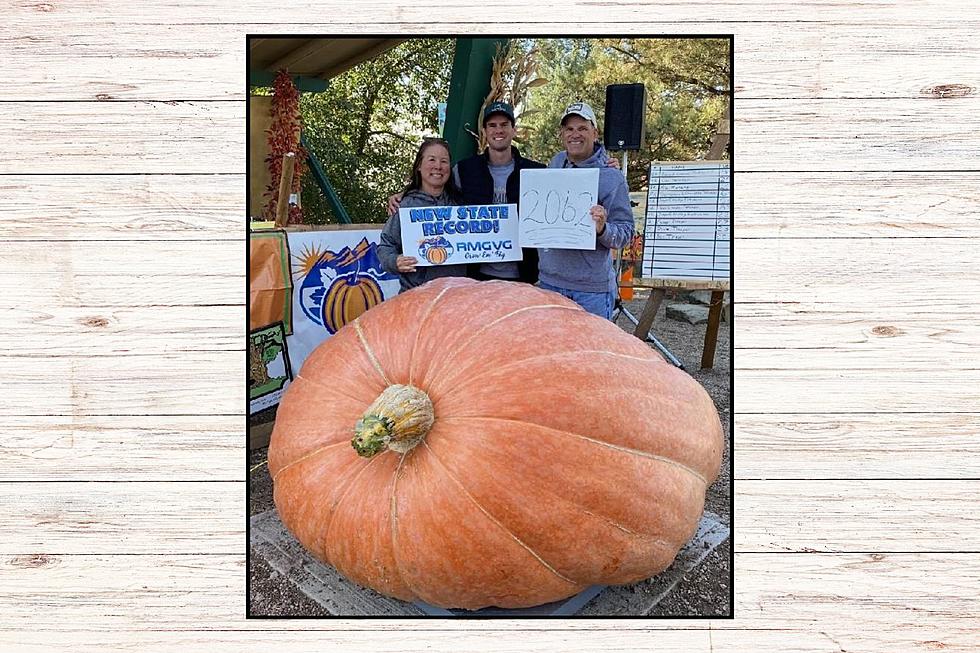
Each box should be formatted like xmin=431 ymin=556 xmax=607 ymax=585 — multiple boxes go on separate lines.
xmin=482 ymin=101 xmax=515 ymax=125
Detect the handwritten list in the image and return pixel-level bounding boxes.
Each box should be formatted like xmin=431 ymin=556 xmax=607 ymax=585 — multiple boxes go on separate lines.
xmin=642 ymin=162 xmax=730 ymax=281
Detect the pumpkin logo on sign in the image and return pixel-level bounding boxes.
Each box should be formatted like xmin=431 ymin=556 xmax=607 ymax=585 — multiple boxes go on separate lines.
xmin=293 ymin=238 xmax=397 ymax=334
xmin=418 ymin=236 xmax=454 ymax=265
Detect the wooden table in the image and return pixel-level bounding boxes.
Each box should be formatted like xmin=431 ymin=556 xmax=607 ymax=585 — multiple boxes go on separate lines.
xmin=628 ymin=277 xmax=730 ymax=369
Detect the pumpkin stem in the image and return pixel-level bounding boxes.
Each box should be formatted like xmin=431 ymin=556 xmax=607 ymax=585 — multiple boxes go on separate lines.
xmin=352 ymin=384 xmax=434 ymax=458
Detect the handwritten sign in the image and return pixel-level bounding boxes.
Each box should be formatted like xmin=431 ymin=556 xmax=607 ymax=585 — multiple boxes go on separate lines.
xmin=398 ymin=203 xmax=521 ymax=267
xmin=642 ymin=162 xmax=730 ymax=281
xmin=519 ymin=168 xmax=599 ymax=250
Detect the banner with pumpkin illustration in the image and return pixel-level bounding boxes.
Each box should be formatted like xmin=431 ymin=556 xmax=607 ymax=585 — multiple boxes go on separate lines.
xmin=249 ymin=227 xmax=399 ymax=414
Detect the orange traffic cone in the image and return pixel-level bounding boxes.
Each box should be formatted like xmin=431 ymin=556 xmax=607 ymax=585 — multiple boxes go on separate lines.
xmin=619 ymin=266 xmax=634 ymax=301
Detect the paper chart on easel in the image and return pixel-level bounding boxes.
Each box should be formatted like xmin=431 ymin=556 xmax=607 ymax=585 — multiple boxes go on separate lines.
xmin=642 ymin=161 xmax=730 ymax=281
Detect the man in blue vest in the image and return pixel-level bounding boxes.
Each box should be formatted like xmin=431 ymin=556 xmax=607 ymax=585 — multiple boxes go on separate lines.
xmin=453 ymin=101 xmax=545 ymax=283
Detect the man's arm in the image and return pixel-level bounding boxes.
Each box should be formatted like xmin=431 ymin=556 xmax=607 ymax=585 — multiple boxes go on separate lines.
xmin=597 ymin=175 xmax=634 ymax=250
xmin=386 ymin=193 xmax=403 ymax=217
xmin=377 ymin=214 xmax=403 ymax=275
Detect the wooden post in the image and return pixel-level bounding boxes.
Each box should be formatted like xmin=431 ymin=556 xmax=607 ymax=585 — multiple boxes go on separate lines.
xmin=633 ymin=288 xmax=667 ymax=340
xmin=701 ymin=290 xmax=725 ymax=369
xmin=249 ymin=422 xmax=276 ymax=450
xmin=274 ymin=152 xmax=296 ymax=227
xmin=706 ymin=104 xmax=730 ymax=160
xmin=701 ymin=113 xmax=730 ymax=367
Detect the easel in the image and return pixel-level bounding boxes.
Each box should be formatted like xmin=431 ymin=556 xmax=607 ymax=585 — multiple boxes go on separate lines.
xmin=626 ymin=105 xmax=731 ymax=370
xmin=611 ymin=249 xmax=686 ymax=369
xmin=610 ymin=139 xmax=688 ymax=368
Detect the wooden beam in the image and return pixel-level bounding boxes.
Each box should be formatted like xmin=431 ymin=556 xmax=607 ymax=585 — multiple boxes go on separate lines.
xmin=269 ymin=39 xmax=335 ymax=72
xmin=249 ymin=421 xmax=275 ymax=451
xmin=701 ymin=290 xmax=726 ymax=369
xmin=273 ymin=152 xmax=295 ymax=228
xmin=630 ymin=277 xmax=730 ymax=291
xmin=633 ymin=288 xmax=667 ymax=340
xmin=319 ymin=39 xmax=407 ymax=79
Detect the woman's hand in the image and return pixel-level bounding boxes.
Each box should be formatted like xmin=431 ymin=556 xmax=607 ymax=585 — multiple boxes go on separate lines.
xmin=395 ymin=255 xmax=418 ymax=273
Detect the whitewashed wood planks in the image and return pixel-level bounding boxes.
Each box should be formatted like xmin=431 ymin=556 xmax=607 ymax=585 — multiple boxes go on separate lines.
xmin=6 ymin=23 xmax=978 ymax=100
xmin=0 ymin=416 xmax=242 ymax=480
xmin=4 ymin=481 xmax=978 ymax=553
xmin=737 ymin=413 xmax=980 ymax=479
xmin=2 ymin=629 xmax=979 ymax=653
xmin=2 ymin=1 xmax=979 ymax=651
xmin=4 ymin=99 xmax=978 ymax=172
xmin=1 ymin=554 xmax=976 ymax=634
xmin=3 ymin=1 xmax=974 ymax=26
xmin=0 ymin=175 xmax=244 ymax=241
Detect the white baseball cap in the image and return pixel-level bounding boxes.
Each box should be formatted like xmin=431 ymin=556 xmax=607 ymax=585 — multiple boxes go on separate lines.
xmin=561 ymin=101 xmax=597 ymax=128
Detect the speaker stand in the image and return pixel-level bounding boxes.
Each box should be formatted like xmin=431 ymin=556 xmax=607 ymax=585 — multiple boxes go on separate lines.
xmin=612 ymin=298 xmax=685 ymax=370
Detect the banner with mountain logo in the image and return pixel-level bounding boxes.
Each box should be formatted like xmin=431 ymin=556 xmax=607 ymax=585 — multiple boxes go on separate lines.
xmin=249 ymin=227 xmax=399 ymax=415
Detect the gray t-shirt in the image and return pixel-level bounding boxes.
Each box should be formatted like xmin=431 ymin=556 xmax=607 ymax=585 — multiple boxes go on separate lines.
xmin=473 ymin=160 xmax=520 ymax=279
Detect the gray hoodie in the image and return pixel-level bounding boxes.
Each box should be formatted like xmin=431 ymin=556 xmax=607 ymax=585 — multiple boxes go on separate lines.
xmin=539 ymin=143 xmax=634 ymax=294
xmin=378 ymin=189 xmax=468 ymax=292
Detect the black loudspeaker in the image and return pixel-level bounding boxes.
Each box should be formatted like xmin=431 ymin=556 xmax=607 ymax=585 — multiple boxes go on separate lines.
xmin=603 ymin=84 xmax=646 ymax=151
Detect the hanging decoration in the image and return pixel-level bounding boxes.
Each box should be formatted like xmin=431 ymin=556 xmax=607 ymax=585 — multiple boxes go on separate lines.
xmin=264 ymin=69 xmax=307 ymax=224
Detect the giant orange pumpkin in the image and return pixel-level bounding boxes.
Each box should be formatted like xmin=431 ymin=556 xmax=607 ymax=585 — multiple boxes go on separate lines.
xmin=269 ymin=277 xmax=723 ymax=610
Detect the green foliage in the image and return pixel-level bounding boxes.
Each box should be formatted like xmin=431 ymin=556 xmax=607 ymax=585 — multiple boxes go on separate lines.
xmin=276 ymin=38 xmax=727 ymax=222
xmin=299 ymin=39 xmax=455 ymax=224
xmin=520 ymin=38 xmax=730 ymax=190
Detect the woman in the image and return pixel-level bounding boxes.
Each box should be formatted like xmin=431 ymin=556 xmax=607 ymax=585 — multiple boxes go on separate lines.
xmin=378 ymin=138 xmax=468 ymax=292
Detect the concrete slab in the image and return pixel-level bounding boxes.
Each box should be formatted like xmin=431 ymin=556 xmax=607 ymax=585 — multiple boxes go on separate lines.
xmin=250 ymin=509 xmax=729 ymax=616
xmin=676 ymin=290 xmax=731 ymax=323
xmin=667 ymin=303 xmax=711 ymax=325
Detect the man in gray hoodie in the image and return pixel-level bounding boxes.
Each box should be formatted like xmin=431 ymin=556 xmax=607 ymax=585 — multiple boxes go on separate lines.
xmin=538 ymin=101 xmax=634 ymax=320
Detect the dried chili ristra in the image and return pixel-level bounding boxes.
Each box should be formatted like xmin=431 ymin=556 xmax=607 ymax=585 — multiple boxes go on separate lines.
xmin=263 ymin=69 xmax=306 ymax=224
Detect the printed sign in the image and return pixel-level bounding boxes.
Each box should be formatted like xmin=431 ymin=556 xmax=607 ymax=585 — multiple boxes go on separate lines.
xmin=249 ymin=321 xmax=292 ymax=414
xmin=398 ymin=203 xmax=521 ymax=267
xmin=518 ymin=168 xmax=599 ymax=250
xmin=288 ymin=230 xmax=400 ymax=377
xmin=642 ymin=162 xmax=730 ymax=281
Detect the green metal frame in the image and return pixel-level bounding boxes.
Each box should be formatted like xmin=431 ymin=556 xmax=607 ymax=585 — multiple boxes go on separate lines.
xmin=442 ymin=38 xmax=510 ymax=163
xmin=300 ymin=133 xmax=352 ymax=224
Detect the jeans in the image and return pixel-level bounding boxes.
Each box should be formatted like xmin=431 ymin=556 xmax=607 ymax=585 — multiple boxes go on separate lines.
xmin=538 ymin=281 xmax=614 ymax=320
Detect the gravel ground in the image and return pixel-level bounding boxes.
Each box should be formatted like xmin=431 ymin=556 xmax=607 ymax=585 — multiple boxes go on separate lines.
xmin=248 ymin=288 xmax=732 ymax=617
